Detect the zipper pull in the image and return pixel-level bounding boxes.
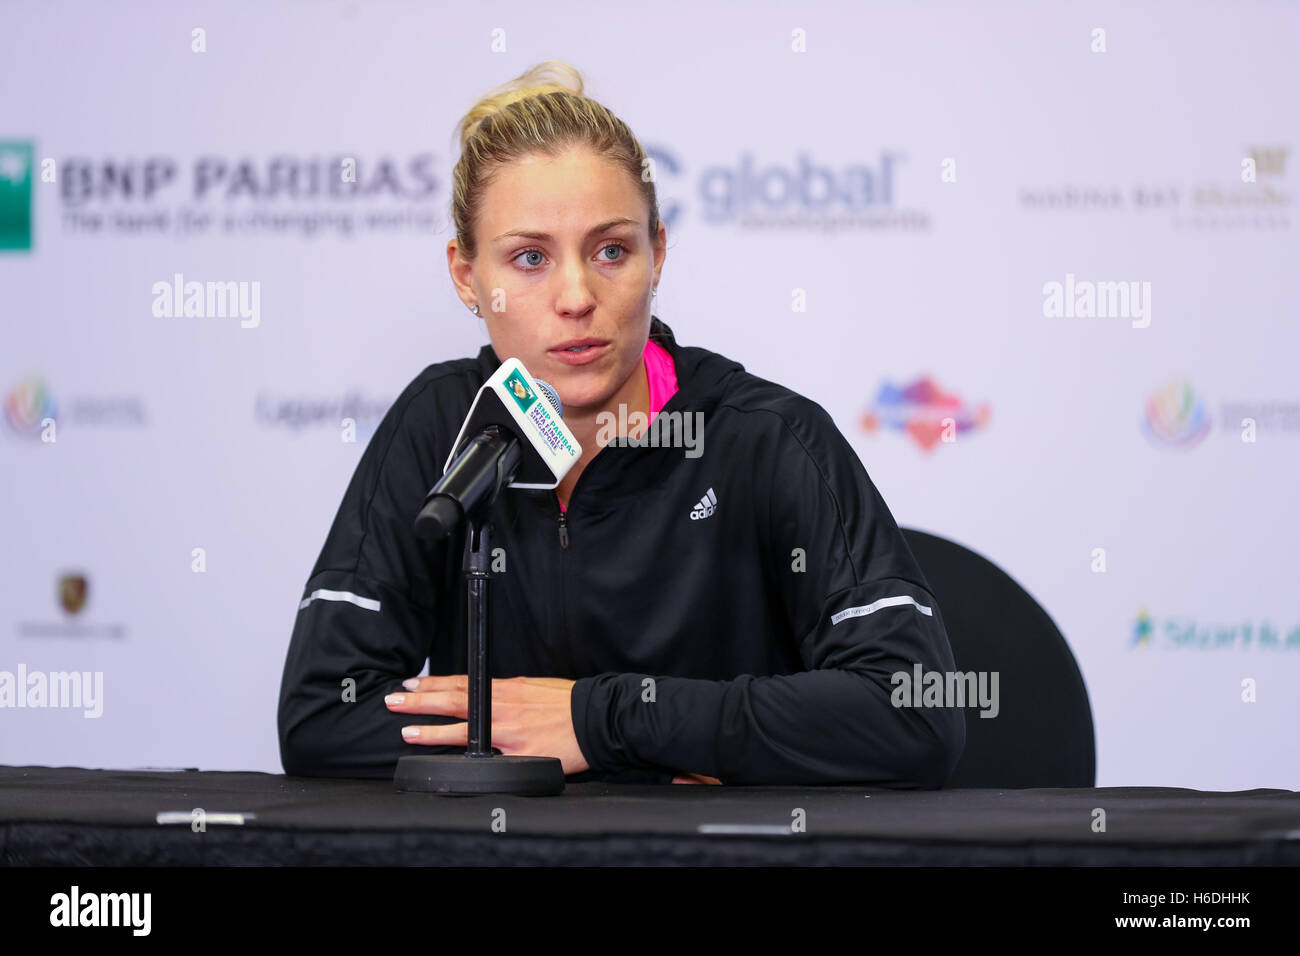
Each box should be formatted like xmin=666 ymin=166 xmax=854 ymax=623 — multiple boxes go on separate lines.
xmin=558 ymin=511 xmax=569 ymax=549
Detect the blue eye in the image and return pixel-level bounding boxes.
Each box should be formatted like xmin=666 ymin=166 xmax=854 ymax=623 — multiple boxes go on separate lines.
xmin=512 ymin=243 xmax=629 ymax=271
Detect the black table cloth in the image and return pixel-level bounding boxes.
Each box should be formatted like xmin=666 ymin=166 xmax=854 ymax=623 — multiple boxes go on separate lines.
xmin=2 ymin=765 xmax=1298 ymax=866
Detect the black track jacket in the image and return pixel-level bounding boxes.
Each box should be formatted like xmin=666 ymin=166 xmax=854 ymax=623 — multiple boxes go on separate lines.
xmin=277 ymin=317 xmax=965 ymax=786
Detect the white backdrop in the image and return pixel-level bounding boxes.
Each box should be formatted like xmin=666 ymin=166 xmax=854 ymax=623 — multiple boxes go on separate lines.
xmin=2 ymin=0 xmax=1297 ymax=789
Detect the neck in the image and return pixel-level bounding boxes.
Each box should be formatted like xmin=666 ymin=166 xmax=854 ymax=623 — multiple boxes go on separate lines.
xmin=555 ymin=356 xmax=650 ymax=506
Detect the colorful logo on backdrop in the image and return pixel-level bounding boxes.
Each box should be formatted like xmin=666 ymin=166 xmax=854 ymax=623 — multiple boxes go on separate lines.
xmin=1131 ymin=608 xmax=1154 ymax=648
xmin=3 ymin=377 xmax=58 ymax=438
xmin=1142 ymin=381 xmax=1212 ymax=448
xmin=1132 ymin=607 xmax=1300 ymax=651
xmin=0 ymin=140 xmax=34 ymax=251
xmin=1141 ymin=380 xmax=1300 ymax=447
xmin=58 ymin=574 xmax=88 ymax=615
xmin=2 ymin=376 xmax=146 ymax=438
xmin=860 ymin=376 xmax=991 ymax=451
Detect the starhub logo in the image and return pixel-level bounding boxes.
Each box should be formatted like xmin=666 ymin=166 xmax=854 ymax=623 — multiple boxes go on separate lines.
xmin=0 ymin=140 xmax=34 ymax=251
xmin=1132 ymin=607 xmax=1300 ymax=651
xmin=697 ymin=152 xmax=929 ymax=231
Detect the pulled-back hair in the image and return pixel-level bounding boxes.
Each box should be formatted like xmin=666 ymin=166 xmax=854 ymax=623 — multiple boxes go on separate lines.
xmin=450 ymin=60 xmax=660 ymax=262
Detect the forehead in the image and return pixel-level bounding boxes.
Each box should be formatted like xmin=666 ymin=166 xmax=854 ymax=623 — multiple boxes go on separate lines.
xmin=479 ymin=148 xmax=642 ymax=233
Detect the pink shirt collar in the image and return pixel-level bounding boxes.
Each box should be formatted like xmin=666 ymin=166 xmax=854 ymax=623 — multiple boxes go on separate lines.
xmin=557 ymin=337 xmax=677 ymax=512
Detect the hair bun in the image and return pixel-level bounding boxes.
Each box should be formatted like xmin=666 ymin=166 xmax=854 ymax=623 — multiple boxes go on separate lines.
xmin=457 ymin=60 xmax=585 ymax=149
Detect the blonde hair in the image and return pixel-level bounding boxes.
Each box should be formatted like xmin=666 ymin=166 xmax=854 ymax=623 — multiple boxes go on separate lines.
xmin=451 ymin=60 xmax=660 ymax=262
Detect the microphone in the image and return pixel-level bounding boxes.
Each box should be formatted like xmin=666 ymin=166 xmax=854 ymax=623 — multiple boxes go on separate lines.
xmin=414 ymin=358 xmax=582 ymax=540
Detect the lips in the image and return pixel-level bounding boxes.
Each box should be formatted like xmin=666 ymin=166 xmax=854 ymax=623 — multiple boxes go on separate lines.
xmin=548 ymin=339 xmax=611 ymax=366
xmin=551 ymin=337 xmax=610 ymax=352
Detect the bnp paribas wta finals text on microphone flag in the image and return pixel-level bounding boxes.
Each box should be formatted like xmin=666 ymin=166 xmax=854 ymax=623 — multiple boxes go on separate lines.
xmin=396 ymin=357 xmax=581 ymax=796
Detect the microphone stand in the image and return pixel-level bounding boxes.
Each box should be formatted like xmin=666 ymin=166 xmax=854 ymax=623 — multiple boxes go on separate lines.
xmin=394 ymin=439 xmax=565 ymax=796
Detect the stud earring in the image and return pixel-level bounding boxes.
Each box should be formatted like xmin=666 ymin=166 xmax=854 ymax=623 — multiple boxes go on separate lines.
xmin=471 ymin=304 xmax=480 ymax=314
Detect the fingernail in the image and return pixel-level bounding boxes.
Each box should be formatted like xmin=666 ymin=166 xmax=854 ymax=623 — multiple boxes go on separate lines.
xmin=401 ymin=726 xmax=420 ymax=739
xmin=402 ymin=678 xmax=420 ymax=690
xmin=385 ymin=694 xmax=404 ymax=706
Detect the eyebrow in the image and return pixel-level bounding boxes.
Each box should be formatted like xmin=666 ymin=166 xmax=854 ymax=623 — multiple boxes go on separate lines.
xmin=492 ymin=217 xmax=641 ymax=243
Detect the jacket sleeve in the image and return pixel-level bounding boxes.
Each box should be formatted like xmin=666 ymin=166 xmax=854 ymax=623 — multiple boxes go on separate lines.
xmin=277 ymin=380 xmax=466 ymax=778
xmin=569 ymin=401 xmax=966 ymax=787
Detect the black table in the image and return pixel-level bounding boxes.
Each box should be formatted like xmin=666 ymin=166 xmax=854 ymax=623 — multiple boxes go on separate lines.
xmin=2 ymin=765 xmax=1298 ymax=866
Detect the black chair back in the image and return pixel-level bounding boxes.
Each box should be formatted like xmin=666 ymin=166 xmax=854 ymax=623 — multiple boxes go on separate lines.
xmin=901 ymin=528 xmax=1096 ymax=788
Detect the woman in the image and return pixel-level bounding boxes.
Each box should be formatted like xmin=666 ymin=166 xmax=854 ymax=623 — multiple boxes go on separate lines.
xmin=277 ymin=61 xmax=964 ymax=787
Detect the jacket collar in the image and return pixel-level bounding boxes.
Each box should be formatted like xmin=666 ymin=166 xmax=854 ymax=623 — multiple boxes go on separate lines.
xmin=472 ymin=316 xmax=744 ymax=500
xmin=473 ymin=315 xmax=744 ymax=417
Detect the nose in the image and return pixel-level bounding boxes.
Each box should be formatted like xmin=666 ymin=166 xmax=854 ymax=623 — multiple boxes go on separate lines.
xmin=554 ymin=255 xmax=596 ymax=317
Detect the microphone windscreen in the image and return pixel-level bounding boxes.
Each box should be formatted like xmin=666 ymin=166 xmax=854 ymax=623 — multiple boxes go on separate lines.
xmin=534 ymin=379 xmax=563 ymax=417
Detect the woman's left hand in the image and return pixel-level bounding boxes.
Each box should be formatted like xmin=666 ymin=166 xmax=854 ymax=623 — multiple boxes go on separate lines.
xmin=671 ymin=772 xmax=723 ymax=785
xmin=386 ymin=674 xmax=590 ymax=776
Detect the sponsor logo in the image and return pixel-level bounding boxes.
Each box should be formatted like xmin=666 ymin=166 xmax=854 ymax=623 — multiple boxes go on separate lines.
xmin=57 ymin=153 xmax=439 ymax=240
xmin=1 ymin=376 xmax=147 ymax=440
xmin=698 ymin=151 xmax=929 ymax=232
xmin=1131 ymin=607 xmax=1300 ymax=651
xmin=254 ymin=390 xmax=391 ymax=440
xmin=0 ymin=140 xmax=33 ymax=251
xmin=16 ymin=571 xmax=125 ymax=639
xmin=1142 ymin=381 xmax=1211 ymax=448
xmin=503 ymin=369 xmax=537 ymax=412
xmin=59 ymin=573 xmax=88 ymax=615
xmin=3 ymin=376 xmax=58 ymax=438
xmin=860 ymin=375 xmax=991 ymax=451
xmin=1138 ymin=381 xmax=1299 ymax=448
xmin=1019 ymin=145 xmax=1291 ymax=232
xmin=644 ymin=145 xmax=683 ymax=233
xmin=525 ymin=401 xmax=577 ymax=456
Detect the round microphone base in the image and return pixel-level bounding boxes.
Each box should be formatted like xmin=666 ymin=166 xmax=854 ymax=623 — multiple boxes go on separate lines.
xmin=393 ymin=754 xmax=565 ymax=795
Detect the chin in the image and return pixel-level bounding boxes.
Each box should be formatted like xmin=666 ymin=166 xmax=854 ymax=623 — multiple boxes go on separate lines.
xmin=550 ymin=376 xmax=613 ymax=413
xmin=552 ymin=386 xmax=604 ymax=414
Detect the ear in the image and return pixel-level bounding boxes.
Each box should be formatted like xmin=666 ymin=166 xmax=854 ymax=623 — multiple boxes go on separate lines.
xmin=447 ymin=237 xmax=480 ymax=310
xmin=651 ymin=219 xmax=667 ymax=288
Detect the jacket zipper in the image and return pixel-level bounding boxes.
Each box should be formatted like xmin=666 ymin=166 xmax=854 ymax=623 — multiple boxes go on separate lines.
xmin=553 ymin=403 xmax=673 ymax=551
